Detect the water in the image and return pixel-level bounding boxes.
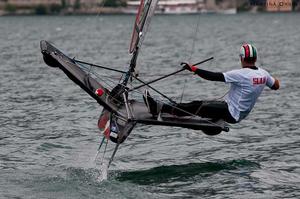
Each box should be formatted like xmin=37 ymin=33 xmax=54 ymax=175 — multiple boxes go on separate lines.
xmin=1 ymin=13 xmax=300 ymax=198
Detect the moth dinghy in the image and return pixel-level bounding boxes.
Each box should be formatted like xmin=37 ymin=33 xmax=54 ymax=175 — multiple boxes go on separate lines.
xmin=40 ymin=0 xmax=229 ymax=167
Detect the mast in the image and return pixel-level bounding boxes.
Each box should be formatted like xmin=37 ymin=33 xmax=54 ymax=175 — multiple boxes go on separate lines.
xmin=123 ymin=0 xmax=159 ymax=86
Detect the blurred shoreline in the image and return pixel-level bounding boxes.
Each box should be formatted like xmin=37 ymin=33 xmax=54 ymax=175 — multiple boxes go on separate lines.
xmin=0 ymin=0 xmax=299 ymax=16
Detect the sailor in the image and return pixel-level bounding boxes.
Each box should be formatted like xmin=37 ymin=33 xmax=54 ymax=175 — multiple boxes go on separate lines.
xmin=143 ymin=44 xmax=280 ymax=123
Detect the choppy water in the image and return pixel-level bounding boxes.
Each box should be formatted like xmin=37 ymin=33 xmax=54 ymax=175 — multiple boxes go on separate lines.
xmin=1 ymin=13 xmax=300 ymax=199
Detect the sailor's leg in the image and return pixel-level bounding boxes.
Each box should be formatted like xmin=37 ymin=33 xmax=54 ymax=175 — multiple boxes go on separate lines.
xmin=143 ymin=89 xmax=198 ymax=116
xmin=143 ymin=90 xmax=163 ymax=116
xmin=143 ymin=88 xmax=236 ymax=122
xmin=161 ymin=101 xmax=203 ymax=116
xmin=197 ymin=101 xmax=236 ymax=123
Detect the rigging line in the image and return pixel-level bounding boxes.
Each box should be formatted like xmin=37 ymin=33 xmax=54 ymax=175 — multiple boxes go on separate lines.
xmin=133 ymin=76 xmax=176 ymax=104
xmin=191 ymin=20 xmax=228 ymax=102
xmin=208 ymin=18 xmax=217 ymax=71
xmin=209 ymin=89 xmax=229 ymax=101
xmin=91 ymin=69 xmax=125 ymax=91
xmin=78 ymin=64 xmax=121 ymax=80
xmin=86 ymin=70 xmax=156 ymax=111
xmin=189 ymin=9 xmax=202 ymax=62
xmin=80 ymin=64 xmax=118 ymax=89
xmin=82 ymin=67 xmax=189 ymax=78
xmin=78 ymin=66 xmax=124 ymax=90
xmin=74 ymin=59 xmax=127 ymax=74
xmin=77 ymin=61 xmax=200 ymax=78
xmin=181 ymin=13 xmax=203 ymax=103
xmin=78 ymin=61 xmax=127 ymax=92
xmin=179 ymin=82 xmax=186 ymax=103
xmin=76 ymin=67 xmax=128 ymax=107
xmin=139 ymin=73 xmax=190 ymax=77
xmin=94 ymin=74 xmax=118 ymax=89
xmin=93 ymin=81 xmax=128 ymax=107
xmin=130 ymin=57 xmax=214 ymax=91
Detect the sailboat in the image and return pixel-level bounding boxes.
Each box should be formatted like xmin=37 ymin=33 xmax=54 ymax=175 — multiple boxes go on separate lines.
xmin=40 ymin=0 xmax=229 ymax=167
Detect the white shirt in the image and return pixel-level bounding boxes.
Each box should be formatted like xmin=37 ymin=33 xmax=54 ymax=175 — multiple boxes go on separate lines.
xmin=223 ymin=67 xmax=275 ymax=122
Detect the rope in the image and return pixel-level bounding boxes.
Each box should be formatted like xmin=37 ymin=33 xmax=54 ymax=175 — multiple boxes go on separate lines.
xmin=188 ymin=13 xmax=202 ymax=61
xmin=180 ymin=11 xmax=202 ymax=103
xmin=180 ymin=15 xmax=231 ymax=103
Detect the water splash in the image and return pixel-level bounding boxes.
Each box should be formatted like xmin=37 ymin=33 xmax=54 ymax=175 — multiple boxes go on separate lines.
xmin=97 ymin=161 xmax=109 ymax=182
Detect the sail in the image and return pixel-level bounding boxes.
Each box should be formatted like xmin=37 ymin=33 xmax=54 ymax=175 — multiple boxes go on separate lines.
xmin=129 ymin=0 xmax=159 ymax=53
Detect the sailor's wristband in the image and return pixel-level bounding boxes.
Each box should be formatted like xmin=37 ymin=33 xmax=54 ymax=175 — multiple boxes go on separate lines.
xmin=191 ymin=65 xmax=198 ymax=72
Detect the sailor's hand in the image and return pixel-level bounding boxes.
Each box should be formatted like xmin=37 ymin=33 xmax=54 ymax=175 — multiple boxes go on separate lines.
xmin=181 ymin=62 xmax=197 ymax=72
xmin=181 ymin=62 xmax=192 ymax=71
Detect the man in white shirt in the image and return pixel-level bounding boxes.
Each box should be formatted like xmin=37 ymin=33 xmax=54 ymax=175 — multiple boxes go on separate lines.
xmin=144 ymin=44 xmax=280 ymax=123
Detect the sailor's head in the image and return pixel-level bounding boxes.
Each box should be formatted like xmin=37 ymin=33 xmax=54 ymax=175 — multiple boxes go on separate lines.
xmin=240 ymin=44 xmax=257 ymax=67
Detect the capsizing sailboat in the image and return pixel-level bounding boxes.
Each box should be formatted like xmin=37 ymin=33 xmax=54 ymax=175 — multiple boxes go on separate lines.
xmin=40 ymin=0 xmax=229 ymax=167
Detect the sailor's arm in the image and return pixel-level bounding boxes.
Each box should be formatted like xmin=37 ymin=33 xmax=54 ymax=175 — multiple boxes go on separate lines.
xmin=182 ymin=63 xmax=225 ymax=82
xmin=270 ymin=78 xmax=280 ymax=90
xmin=265 ymin=70 xmax=280 ymax=90
xmin=193 ymin=68 xmax=225 ymax=82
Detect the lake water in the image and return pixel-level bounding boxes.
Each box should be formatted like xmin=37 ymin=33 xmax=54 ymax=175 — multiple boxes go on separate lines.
xmin=1 ymin=13 xmax=300 ymax=198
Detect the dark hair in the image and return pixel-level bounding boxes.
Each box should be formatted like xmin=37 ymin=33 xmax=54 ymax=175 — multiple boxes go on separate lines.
xmin=244 ymin=57 xmax=257 ymax=63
